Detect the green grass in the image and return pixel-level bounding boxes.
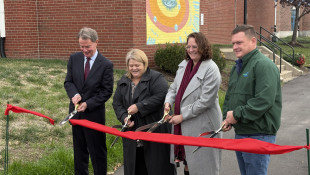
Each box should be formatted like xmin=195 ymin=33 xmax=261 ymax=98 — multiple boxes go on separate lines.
xmin=9 ymin=146 xmax=76 ymax=175
xmin=0 ymin=58 xmax=231 ymax=175
xmin=265 ymin=36 xmax=310 ymax=67
xmin=0 ymin=58 xmax=124 ymax=174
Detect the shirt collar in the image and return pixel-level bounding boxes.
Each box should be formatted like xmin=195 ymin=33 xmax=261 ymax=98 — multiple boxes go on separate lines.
xmin=85 ymin=50 xmax=98 ymax=61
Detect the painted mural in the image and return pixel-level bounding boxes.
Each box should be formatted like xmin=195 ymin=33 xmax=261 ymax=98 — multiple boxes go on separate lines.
xmin=146 ymin=0 xmax=200 ymax=45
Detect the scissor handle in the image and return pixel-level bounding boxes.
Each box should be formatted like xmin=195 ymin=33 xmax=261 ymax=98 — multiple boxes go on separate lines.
xmin=74 ymin=104 xmax=79 ymax=111
xmin=124 ymin=114 xmax=132 ymax=126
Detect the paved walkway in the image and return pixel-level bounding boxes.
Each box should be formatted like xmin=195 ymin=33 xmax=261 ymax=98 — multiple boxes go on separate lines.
xmin=113 ymin=73 xmax=310 ymax=175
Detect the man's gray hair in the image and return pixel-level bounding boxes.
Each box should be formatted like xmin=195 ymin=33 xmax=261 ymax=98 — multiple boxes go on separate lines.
xmin=77 ymin=27 xmax=98 ymax=42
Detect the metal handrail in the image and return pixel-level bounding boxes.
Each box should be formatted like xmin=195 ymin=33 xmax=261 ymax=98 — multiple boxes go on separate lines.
xmin=257 ymin=26 xmax=297 ymax=73
xmin=256 ymin=32 xmax=282 ymax=73
xmin=259 ymin=26 xmax=295 ymax=61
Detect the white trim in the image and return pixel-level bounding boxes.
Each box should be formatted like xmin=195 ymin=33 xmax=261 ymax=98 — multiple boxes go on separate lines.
xmin=0 ymin=0 xmax=5 ymax=37
xmin=274 ymin=30 xmax=310 ymax=38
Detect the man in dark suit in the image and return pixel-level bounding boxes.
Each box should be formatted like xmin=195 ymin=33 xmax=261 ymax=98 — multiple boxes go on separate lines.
xmin=64 ymin=27 xmax=114 ymax=175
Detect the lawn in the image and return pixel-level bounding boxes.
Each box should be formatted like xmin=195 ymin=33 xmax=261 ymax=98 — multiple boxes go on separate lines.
xmin=1 ymin=35 xmax=308 ymax=174
xmin=0 ymin=58 xmax=125 ymax=174
xmin=265 ymin=36 xmax=310 ymax=67
xmin=0 ymin=57 xmax=233 ymax=175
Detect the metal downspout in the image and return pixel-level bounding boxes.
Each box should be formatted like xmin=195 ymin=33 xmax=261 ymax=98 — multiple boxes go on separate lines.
xmin=244 ymin=0 xmax=247 ymax=24
xmin=235 ymin=0 xmax=237 ymax=27
xmin=36 ymin=0 xmax=40 ymax=59
xmin=274 ymin=1 xmax=277 ymax=33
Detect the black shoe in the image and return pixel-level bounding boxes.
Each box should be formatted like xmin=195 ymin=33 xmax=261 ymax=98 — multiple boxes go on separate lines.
xmin=184 ymin=170 xmax=189 ymax=175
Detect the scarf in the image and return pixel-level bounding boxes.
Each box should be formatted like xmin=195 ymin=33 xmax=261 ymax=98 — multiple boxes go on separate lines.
xmin=174 ymin=59 xmax=202 ymax=160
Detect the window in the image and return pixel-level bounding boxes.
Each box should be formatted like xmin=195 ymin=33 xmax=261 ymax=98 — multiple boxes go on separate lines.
xmin=291 ymin=7 xmax=296 ymax=31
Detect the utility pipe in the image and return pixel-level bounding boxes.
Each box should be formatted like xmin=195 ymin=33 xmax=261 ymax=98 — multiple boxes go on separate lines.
xmin=244 ymin=0 xmax=247 ymax=24
xmin=234 ymin=0 xmax=237 ymax=27
xmin=0 ymin=0 xmax=6 ymax=58
xmin=274 ymin=0 xmax=277 ymax=32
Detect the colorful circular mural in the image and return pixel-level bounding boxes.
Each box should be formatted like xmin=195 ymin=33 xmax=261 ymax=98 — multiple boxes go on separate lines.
xmin=146 ymin=0 xmax=200 ymax=44
xmin=146 ymin=0 xmax=189 ymax=33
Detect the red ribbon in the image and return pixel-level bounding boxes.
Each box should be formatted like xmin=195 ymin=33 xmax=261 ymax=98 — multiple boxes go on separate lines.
xmin=70 ymin=119 xmax=310 ymax=154
xmin=4 ymin=104 xmax=55 ymax=125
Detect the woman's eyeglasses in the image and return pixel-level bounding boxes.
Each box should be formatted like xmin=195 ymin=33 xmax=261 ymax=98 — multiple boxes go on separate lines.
xmin=185 ymin=45 xmax=198 ymax=50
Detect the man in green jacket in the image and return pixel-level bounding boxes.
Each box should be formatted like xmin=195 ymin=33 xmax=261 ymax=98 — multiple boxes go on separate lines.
xmin=222 ymin=25 xmax=282 ymax=175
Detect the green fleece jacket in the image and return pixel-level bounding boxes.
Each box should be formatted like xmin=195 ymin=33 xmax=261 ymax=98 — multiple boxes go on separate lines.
xmin=223 ymin=48 xmax=282 ymax=135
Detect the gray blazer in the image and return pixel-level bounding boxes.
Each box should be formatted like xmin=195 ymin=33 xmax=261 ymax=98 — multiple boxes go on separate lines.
xmin=165 ymin=59 xmax=222 ymax=175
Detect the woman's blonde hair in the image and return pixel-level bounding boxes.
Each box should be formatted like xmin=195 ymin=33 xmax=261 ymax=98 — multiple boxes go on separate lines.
xmin=125 ymin=49 xmax=148 ymax=79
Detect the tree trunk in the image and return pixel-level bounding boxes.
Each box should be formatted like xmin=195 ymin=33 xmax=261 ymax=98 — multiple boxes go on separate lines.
xmin=291 ymin=6 xmax=300 ymax=45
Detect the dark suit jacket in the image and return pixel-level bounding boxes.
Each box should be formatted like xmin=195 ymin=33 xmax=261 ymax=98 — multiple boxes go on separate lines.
xmin=64 ymin=51 xmax=113 ymax=124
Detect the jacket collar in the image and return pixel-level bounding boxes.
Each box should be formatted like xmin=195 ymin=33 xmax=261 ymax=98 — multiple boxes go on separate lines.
xmin=181 ymin=60 xmax=210 ymax=100
xmin=241 ymin=48 xmax=258 ymax=66
xmin=83 ymin=51 xmax=102 ymax=83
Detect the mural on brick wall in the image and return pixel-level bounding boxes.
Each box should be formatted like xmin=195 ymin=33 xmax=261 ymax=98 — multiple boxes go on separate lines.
xmin=146 ymin=0 xmax=200 ymax=45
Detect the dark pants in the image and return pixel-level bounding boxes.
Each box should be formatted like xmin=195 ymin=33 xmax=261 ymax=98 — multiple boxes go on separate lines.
xmin=72 ymin=125 xmax=107 ymax=175
xmin=135 ymin=147 xmax=148 ymax=175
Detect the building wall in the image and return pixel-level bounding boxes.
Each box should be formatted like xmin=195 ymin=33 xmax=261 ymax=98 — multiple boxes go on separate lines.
xmin=302 ymin=12 xmax=310 ymax=30
xmin=4 ymin=1 xmax=39 ymax=58
xmin=278 ymin=4 xmax=292 ymax=32
xmin=203 ymin=0 xmax=240 ymax=45
xmin=3 ymin=0 xmax=310 ymax=68
xmin=4 ymin=0 xmax=134 ymax=69
xmin=248 ymin=0 xmax=275 ymax=37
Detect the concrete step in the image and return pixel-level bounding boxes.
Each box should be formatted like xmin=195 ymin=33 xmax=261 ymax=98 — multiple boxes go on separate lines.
xmin=280 ymin=70 xmax=293 ymax=80
xmin=277 ymin=65 xmax=285 ymax=71
xmin=220 ymin=48 xmax=237 ymax=61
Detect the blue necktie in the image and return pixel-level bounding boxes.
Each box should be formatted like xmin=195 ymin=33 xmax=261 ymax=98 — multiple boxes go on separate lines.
xmin=235 ymin=59 xmax=243 ymax=74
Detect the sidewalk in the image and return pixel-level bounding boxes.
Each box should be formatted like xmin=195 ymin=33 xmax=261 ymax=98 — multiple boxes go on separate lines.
xmin=113 ymin=73 xmax=310 ymax=175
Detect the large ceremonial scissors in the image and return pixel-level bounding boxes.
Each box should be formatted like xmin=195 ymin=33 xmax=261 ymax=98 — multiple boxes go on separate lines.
xmin=192 ymin=123 xmax=225 ymax=153
xmin=135 ymin=111 xmax=170 ymax=132
xmin=110 ymin=114 xmax=132 ymax=148
xmin=58 ymin=104 xmax=79 ymax=126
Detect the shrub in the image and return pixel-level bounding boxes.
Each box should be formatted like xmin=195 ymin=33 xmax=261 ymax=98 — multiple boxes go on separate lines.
xmin=154 ymin=43 xmax=186 ymax=74
xmin=154 ymin=43 xmax=227 ymax=74
xmin=212 ymin=46 xmax=226 ymax=72
xmin=283 ymin=53 xmax=305 ymax=66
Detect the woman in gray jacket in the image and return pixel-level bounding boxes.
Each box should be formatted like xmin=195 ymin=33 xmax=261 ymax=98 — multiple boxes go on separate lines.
xmin=164 ymin=32 xmax=222 ymax=175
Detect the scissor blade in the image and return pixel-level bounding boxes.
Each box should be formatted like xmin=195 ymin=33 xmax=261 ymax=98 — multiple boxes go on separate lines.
xmin=58 ymin=110 xmax=77 ymax=126
xmin=147 ymin=122 xmax=162 ymax=133
xmin=192 ymin=146 xmax=201 ymax=153
xmin=193 ymin=124 xmax=225 ymax=153
xmin=110 ymin=125 xmax=129 ymax=148
xmin=110 ymin=136 xmax=120 ymax=148
xmin=209 ymin=131 xmax=220 ymax=138
xmin=193 ymin=131 xmax=221 ymax=153
xmin=135 ymin=122 xmax=157 ymax=131
xmin=199 ymin=131 xmax=215 ymax=137
xmin=112 ymin=125 xmax=123 ymax=129
xmin=110 ymin=114 xmax=132 ymax=148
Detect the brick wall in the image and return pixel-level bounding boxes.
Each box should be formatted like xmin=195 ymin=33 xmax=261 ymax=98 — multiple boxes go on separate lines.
xmin=248 ymin=0 xmax=275 ymax=36
xmin=302 ymin=14 xmax=310 ymax=30
xmin=4 ymin=0 xmax=134 ymax=69
xmin=4 ymin=0 xmax=307 ymax=68
xmin=278 ymin=4 xmax=292 ymax=31
xmin=4 ymin=1 xmax=39 ymax=58
xmin=202 ymin=1 xmax=240 ymax=45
